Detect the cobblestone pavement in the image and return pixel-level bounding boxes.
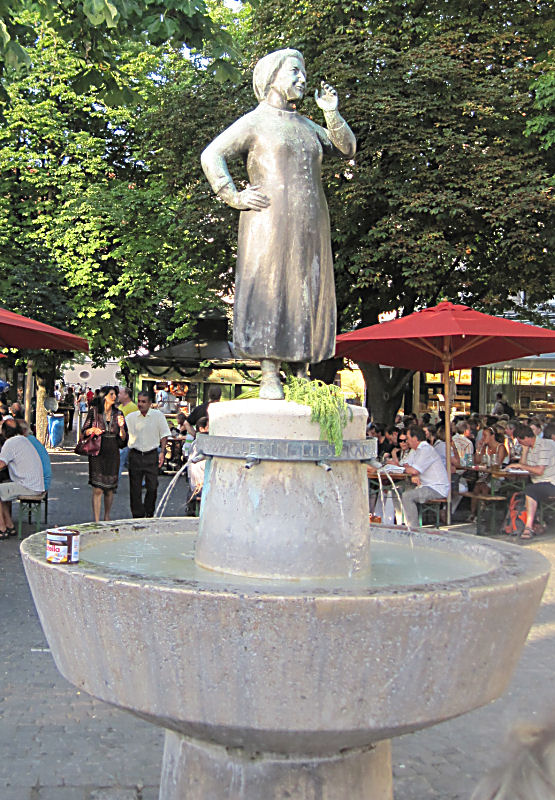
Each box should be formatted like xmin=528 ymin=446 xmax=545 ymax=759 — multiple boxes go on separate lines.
xmin=1 ymin=446 xmax=554 ymax=799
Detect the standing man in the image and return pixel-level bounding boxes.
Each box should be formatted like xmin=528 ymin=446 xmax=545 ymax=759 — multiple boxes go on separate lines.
xmin=126 ymin=391 xmax=171 ymax=518
xmin=492 ymin=392 xmax=505 ymax=416
xmin=399 ymin=426 xmax=450 ymax=528
xmin=63 ymin=386 xmax=76 ymax=433
xmin=117 ymin=386 xmax=138 ymax=478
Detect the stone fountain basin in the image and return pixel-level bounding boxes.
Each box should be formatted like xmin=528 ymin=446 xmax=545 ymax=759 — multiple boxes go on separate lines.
xmin=21 ymin=519 xmax=548 ymax=757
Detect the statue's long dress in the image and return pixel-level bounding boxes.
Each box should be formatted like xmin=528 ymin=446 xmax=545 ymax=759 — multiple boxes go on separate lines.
xmin=202 ymin=101 xmax=348 ymax=364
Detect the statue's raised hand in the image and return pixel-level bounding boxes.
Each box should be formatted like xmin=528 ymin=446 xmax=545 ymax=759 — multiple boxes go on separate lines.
xmin=314 ymin=81 xmax=338 ymax=112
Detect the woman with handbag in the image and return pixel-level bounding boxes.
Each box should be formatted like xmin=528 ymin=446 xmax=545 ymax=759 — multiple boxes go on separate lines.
xmin=81 ymin=386 xmax=128 ymax=522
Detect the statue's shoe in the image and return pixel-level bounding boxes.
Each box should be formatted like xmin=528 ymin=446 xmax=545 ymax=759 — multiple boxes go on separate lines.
xmin=259 ymin=375 xmax=284 ymax=399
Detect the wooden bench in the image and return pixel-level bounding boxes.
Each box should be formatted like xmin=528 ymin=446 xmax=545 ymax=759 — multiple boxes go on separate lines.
xmin=17 ymin=492 xmax=48 ymax=540
xmin=418 ymin=497 xmax=447 ymax=528
xmin=465 ymin=493 xmax=506 ymax=535
xmin=539 ymin=496 xmax=555 ymax=527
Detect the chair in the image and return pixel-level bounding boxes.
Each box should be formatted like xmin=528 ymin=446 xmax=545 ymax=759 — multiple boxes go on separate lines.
xmin=465 ymin=492 xmax=506 ymax=535
xmin=418 ymin=497 xmax=447 ymax=527
xmin=17 ymin=492 xmax=48 ymax=540
xmin=538 ymin=496 xmax=555 ymax=528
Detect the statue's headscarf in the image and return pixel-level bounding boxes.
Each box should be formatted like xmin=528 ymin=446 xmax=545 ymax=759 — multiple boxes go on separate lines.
xmin=252 ymin=49 xmax=305 ymax=102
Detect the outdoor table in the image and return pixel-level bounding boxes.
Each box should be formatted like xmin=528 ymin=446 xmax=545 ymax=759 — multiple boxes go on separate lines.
xmin=457 ymin=466 xmax=522 ymax=535
xmin=491 ymin=468 xmax=530 ymax=495
xmin=367 ymin=467 xmax=409 ymax=513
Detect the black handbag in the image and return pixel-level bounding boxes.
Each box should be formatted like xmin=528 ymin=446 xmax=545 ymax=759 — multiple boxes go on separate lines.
xmin=74 ymin=410 xmax=102 ymax=456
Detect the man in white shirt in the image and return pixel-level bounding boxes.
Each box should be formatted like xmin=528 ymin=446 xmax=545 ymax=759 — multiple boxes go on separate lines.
xmin=126 ymin=392 xmax=171 ymax=518
xmin=399 ymin=426 xmax=450 ymax=528
xmin=0 ymin=419 xmax=45 ymax=537
xmin=514 ymin=423 xmax=555 ymax=538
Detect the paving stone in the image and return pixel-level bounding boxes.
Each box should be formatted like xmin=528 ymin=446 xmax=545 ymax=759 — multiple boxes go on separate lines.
xmin=2 ymin=447 xmax=554 ymax=799
xmin=38 ymin=788 xmax=87 ymax=800
xmin=2 ymin=789 xmax=33 ymax=800
xmin=138 ymin=788 xmax=159 ymax=800
xmin=89 ymin=789 xmax=139 ymax=800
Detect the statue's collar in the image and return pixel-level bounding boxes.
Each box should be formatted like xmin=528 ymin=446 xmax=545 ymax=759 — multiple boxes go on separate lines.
xmin=260 ymin=100 xmax=297 ymax=115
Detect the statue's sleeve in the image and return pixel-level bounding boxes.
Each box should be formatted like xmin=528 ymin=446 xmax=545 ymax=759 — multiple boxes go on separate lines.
xmin=201 ymin=114 xmax=253 ymax=195
xmin=306 ymin=117 xmax=356 ymax=159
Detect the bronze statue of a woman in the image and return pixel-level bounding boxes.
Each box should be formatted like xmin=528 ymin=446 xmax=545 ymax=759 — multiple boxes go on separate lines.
xmin=201 ymin=49 xmax=356 ymax=399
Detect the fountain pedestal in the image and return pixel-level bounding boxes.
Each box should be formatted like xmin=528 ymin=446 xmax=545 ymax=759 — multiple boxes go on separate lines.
xmin=161 ymin=733 xmax=392 ymax=800
xmin=195 ymin=400 xmax=371 ymax=578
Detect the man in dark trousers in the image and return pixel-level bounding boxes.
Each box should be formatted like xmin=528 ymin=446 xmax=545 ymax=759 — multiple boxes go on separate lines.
xmin=126 ymin=391 xmax=171 ymax=518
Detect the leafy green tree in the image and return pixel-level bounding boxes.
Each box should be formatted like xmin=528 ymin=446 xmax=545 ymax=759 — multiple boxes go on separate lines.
xmin=246 ymin=0 xmax=554 ymax=420
xmin=0 ymin=0 xmax=238 ymax=105
xmin=1 ymin=14 xmax=237 ymax=365
xmin=526 ymin=49 xmax=555 ymax=160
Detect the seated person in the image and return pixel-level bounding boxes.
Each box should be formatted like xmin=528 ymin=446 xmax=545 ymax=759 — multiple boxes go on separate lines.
xmin=397 ymin=426 xmax=450 ymax=528
xmin=514 ymin=423 xmax=555 ymax=538
xmin=184 ymin=385 xmax=221 ymax=437
xmin=18 ymin=420 xmax=52 ymax=491
xmin=0 ymin=419 xmax=45 ymax=538
xmin=384 ymin=431 xmax=411 ymax=466
xmin=468 ymin=426 xmax=508 ymax=522
xmin=380 ymin=426 xmax=399 ymax=458
xmin=504 ymin=420 xmax=521 ymax=461
xmin=452 ymin=419 xmax=474 ymax=463
xmin=373 ymin=424 xmax=387 ymax=458
xmin=186 ymin=417 xmax=209 ymax=508
xmin=529 ymin=416 xmax=544 ymax=439
xmin=9 ymin=401 xmax=25 ymax=420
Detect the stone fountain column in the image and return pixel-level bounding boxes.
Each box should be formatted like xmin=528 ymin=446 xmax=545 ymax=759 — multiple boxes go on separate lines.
xmin=164 ymin=398 xmax=390 ymax=798
xmin=160 ymin=734 xmax=392 ymax=800
xmin=195 ymin=399 xmax=372 ymax=579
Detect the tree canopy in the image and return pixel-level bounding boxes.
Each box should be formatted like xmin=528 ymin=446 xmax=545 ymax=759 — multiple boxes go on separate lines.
xmin=1 ymin=0 xmax=553 ymax=425
xmin=0 ymin=0 xmax=238 ymax=105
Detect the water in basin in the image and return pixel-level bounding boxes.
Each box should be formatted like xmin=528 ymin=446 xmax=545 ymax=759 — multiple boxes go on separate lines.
xmin=80 ymin=529 xmax=492 ymax=591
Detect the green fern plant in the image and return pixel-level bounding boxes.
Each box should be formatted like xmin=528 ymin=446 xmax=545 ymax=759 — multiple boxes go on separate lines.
xmin=284 ymin=377 xmax=352 ymax=456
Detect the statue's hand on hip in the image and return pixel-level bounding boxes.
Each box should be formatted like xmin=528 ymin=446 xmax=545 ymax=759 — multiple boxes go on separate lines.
xmin=220 ymin=184 xmax=270 ymax=211
xmin=314 ymin=81 xmax=338 ymax=112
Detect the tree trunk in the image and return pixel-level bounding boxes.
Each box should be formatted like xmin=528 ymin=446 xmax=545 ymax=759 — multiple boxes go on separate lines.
xmin=24 ymin=360 xmax=34 ymax=423
xmin=309 ymin=357 xmax=342 ymax=385
xmin=35 ymin=375 xmax=48 ymax=445
xmin=8 ymin=366 xmax=19 ymax=402
xmin=358 ymin=362 xmax=414 ymax=425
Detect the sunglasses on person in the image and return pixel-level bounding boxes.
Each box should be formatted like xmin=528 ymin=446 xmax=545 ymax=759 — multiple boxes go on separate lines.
xmin=399 ymin=437 xmax=407 ymax=443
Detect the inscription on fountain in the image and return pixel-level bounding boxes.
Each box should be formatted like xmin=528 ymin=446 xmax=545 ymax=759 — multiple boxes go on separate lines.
xmin=196 ymin=434 xmax=377 ymax=462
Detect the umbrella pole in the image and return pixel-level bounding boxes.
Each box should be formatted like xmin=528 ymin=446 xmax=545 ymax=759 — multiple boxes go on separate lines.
xmin=443 ymin=356 xmax=452 ymax=526
xmin=24 ymin=359 xmax=34 ymax=425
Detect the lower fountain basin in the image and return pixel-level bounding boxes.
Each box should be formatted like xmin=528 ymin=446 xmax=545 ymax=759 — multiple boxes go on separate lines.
xmin=21 ymin=519 xmax=548 ymax=757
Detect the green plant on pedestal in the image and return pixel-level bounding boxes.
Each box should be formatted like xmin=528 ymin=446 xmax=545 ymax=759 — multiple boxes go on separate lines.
xmin=284 ymin=377 xmax=352 ymax=456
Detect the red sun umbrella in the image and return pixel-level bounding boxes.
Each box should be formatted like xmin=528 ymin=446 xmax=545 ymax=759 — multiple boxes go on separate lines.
xmin=335 ymin=301 xmax=555 ymax=373
xmin=336 ymin=301 xmax=555 ymax=523
xmin=0 ymin=307 xmax=89 ymax=352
